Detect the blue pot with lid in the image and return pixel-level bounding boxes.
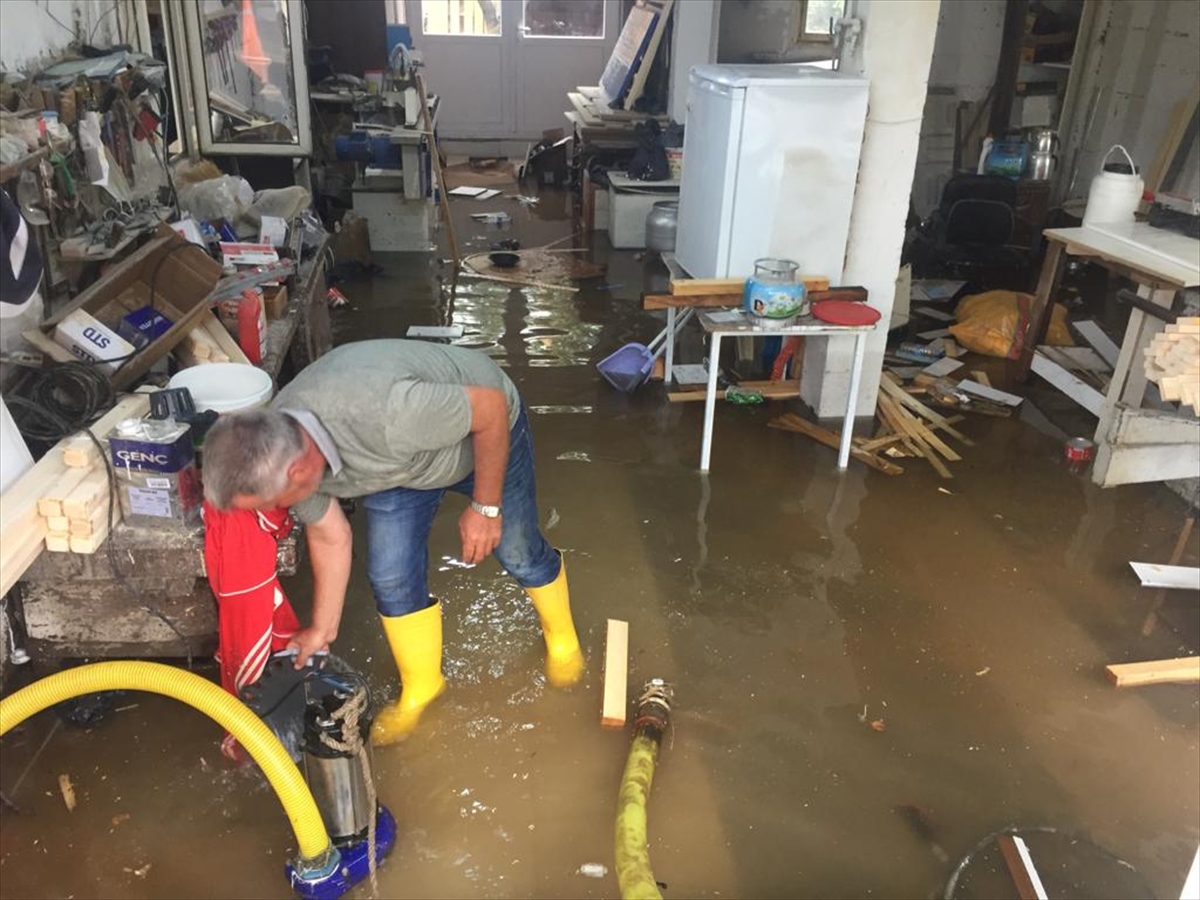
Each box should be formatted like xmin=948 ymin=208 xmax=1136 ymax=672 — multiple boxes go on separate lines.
xmin=744 ymin=258 xmax=806 ymax=324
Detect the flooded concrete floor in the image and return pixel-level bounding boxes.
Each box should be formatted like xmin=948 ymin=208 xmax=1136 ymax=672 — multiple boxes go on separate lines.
xmin=3 ymin=187 xmax=1199 ymax=899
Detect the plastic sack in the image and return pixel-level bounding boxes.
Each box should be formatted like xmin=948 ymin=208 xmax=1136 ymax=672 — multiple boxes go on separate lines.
xmin=949 ymin=290 xmax=1074 ymax=359
xmin=177 ymin=174 xmax=254 ymax=223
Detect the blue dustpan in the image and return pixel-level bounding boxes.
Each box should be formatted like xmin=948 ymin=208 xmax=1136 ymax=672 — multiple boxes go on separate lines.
xmin=597 ymin=342 xmax=657 ymax=392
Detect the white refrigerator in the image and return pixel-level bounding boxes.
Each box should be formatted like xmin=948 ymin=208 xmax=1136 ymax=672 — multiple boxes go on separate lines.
xmin=676 ymin=65 xmax=869 ymax=282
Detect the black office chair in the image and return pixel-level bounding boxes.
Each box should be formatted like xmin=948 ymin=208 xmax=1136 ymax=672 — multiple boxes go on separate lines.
xmin=906 ymin=174 xmax=1029 ymax=287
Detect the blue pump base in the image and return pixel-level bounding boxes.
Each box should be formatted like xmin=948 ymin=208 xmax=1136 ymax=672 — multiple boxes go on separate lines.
xmin=286 ymin=806 xmax=398 ymax=900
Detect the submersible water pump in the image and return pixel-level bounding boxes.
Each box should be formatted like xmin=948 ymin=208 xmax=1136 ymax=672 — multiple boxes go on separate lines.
xmin=241 ymin=652 xmax=397 ymax=899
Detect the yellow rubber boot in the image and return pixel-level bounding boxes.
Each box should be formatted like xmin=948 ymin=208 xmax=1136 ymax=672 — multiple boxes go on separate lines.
xmin=371 ymin=602 xmax=447 ymax=745
xmin=525 ymin=557 xmax=585 ymax=687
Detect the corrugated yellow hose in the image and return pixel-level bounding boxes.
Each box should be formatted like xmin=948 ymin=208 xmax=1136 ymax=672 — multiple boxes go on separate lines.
xmin=614 ymin=681 xmax=673 ymax=900
xmin=0 ymin=661 xmax=332 ymax=862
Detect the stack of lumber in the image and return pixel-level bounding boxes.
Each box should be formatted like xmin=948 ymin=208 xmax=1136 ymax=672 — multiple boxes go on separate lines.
xmin=874 ymin=376 xmax=975 ymax=479
xmin=0 ymin=394 xmax=149 ymax=596
xmin=174 ymin=309 xmax=250 ymax=368
xmin=767 ymin=375 xmax=975 ymax=479
xmin=1144 ymin=317 xmax=1199 ymax=414
xmin=39 ymin=442 xmax=122 ymax=555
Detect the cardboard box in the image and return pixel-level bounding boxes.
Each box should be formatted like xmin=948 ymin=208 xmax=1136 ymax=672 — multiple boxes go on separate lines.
xmin=263 ymin=284 xmax=289 ymax=320
xmin=53 ymin=310 xmax=136 ymax=373
xmin=26 ymin=227 xmax=223 ymax=390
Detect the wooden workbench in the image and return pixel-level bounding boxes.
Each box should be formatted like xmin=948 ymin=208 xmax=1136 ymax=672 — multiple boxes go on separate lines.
xmin=1023 ymin=224 xmax=1200 ymax=487
xmin=14 ymin=234 xmax=332 ymax=659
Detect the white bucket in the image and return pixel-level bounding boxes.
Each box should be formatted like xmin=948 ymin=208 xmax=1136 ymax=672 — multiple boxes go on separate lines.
xmin=168 ymin=363 xmax=274 ymax=414
xmin=1082 ymin=145 xmax=1144 ymax=227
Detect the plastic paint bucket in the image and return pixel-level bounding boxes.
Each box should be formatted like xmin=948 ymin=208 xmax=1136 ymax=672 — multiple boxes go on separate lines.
xmin=1083 ymin=145 xmax=1143 ymax=226
xmin=168 ymin=364 xmax=274 ymax=414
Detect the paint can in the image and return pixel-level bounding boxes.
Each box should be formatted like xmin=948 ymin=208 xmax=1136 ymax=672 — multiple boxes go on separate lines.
xmin=1064 ymin=436 xmax=1095 ymax=473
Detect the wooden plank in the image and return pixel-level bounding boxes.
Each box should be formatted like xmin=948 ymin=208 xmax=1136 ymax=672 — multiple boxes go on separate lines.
xmin=62 ymin=436 xmax=100 ymax=469
xmin=61 ymin=470 xmax=110 ymax=521
xmin=601 ymin=619 xmax=629 ymax=729
xmin=1129 ymin=562 xmax=1200 ymax=590
xmin=768 ymin=414 xmax=904 ymax=475
xmin=1072 ymin=320 xmax=1121 ymax=368
xmin=1 ymin=526 xmax=48 ymax=593
xmin=645 ymin=278 xmax=833 ymax=310
xmin=0 ymin=394 xmax=148 ymax=595
xmin=670 ymin=277 xmax=747 ymax=296
xmin=958 ymin=379 xmax=1023 ymax=407
xmin=1031 ymin=352 xmax=1105 ymax=415
xmin=878 ymin=396 xmax=954 ymax=477
xmin=1017 ymin=239 xmax=1066 ymax=381
xmin=41 ymin=236 xmax=174 ymax=329
xmin=878 ymin=377 xmax=975 ymax=445
xmin=69 ymin=490 xmax=122 ymax=537
xmin=668 ymin=383 xmax=800 ymax=403
xmin=1141 ymin=515 xmax=1195 ymax=636
xmin=416 ymin=73 xmax=459 ymax=266
xmin=21 ymin=328 xmax=76 ymax=363
xmin=856 ymin=433 xmax=907 ymax=453
xmin=1105 ymin=656 xmax=1200 ymax=688
xmin=1145 ymin=85 xmax=1200 ymax=195
xmin=198 ymin=309 xmax=250 ymax=365
xmin=997 ymin=834 xmax=1048 ymax=900
xmin=36 ymin=464 xmax=92 ymax=518
xmin=45 ymin=531 xmax=72 ymax=553
xmin=46 ymin=515 xmax=69 ymax=533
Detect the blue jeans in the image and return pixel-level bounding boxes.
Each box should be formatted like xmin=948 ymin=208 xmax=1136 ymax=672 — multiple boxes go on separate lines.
xmin=362 ymin=407 xmax=560 ymax=617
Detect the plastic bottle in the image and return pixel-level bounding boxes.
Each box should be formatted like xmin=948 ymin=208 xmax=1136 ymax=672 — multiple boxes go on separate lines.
xmin=237 ymin=289 xmax=266 ymax=365
xmin=977 ymin=135 xmax=994 ymax=175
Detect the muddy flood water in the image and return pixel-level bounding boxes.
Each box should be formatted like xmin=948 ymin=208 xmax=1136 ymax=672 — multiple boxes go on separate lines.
xmin=2 ymin=189 xmax=1198 ymax=900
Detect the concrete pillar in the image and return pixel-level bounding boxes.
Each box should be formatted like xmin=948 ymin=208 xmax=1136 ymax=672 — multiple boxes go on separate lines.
xmin=668 ymin=0 xmax=722 ymax=122
xmin=801 ymin=0 xmax=940 ymax=419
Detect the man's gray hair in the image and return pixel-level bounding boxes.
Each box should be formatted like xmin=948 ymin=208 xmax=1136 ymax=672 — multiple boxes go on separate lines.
xmin=202 ymin=409 xmax=306 ymax=508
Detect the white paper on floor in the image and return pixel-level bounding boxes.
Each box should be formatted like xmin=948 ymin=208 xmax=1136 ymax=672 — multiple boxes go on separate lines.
xmin=672 ymin=364 xmax=709 ymax=385
xmin=407 ymin=325 xmax=465 ymax=338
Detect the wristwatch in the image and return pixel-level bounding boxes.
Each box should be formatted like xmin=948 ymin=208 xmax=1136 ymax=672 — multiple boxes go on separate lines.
xmin=470 ymin=500 xmax=502 ymax=518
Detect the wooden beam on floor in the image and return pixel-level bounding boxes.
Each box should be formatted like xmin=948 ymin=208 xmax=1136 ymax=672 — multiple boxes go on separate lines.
xmin=768 ymin=413 xmax=904 ymax=475
xmin=1105 ymin=656 xmax=1200 ymax=688
xmin=997 ymin=834 xmax=1048 ymax=900
xmin=602 ymin=619 xmax=629 ymax=729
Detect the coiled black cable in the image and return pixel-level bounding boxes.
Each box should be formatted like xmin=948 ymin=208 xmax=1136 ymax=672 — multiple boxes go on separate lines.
xmin=5 ymin=362 xmax=115 ymax=449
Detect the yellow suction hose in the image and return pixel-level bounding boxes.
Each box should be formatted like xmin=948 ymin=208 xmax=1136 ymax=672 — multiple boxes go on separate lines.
xmin=0 ymin=661 xmax=333 ymax=863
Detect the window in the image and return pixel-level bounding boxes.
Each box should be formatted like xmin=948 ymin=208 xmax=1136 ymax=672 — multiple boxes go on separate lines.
xmin=521 ymin=0 xmax=605 ymax=38
xmin=801 ymin=0 xmax=844 ymax=41
xmin=421 ymin=0 xmax=501 ymax=36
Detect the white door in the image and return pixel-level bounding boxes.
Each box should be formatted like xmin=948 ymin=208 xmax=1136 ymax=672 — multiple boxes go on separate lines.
xmin=407 ymin=0 xmax=619 ymax=140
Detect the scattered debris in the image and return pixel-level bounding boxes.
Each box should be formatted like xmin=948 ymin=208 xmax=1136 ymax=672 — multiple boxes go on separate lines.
xmin=545 ymin=508 xmax=560 ymax=530
xmin=556 ymin=451 xmax=592 ymax=463
xmin=112 ymin=812 xmax=131 ymax=827
xmin=975 ymin=667 xmax=991 ymax=676
xmin=578 ymin=863 xmax=608 ymax=878
xmin=123 ymin=864 xmax=152 ymax=878
xmin=869 ymin=719 xmax=887 ymax=732
xmin=57 ymin=774 xmax=75 ymax=812
xmin=937 ymin=487 xmax=954 ymax=495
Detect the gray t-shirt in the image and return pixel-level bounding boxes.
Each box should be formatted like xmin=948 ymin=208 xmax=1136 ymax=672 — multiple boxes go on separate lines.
xmin=271 ymin=340 xmax=521 ymax=524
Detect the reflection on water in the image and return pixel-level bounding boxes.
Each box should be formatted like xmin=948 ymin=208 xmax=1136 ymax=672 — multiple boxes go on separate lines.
xmin=449 ymin=279 xmax=602 ymax=368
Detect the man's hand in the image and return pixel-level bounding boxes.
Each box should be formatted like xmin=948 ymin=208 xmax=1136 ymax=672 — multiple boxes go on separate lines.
xmin=288 ymin=625 xmax=334 ymax=669
xmin=459 ymin=505 xmax=502 ymax=564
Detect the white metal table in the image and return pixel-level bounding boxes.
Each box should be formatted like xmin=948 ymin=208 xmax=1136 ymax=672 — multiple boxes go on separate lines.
xmin=697 ymin=310 xmax=876 ymax=472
